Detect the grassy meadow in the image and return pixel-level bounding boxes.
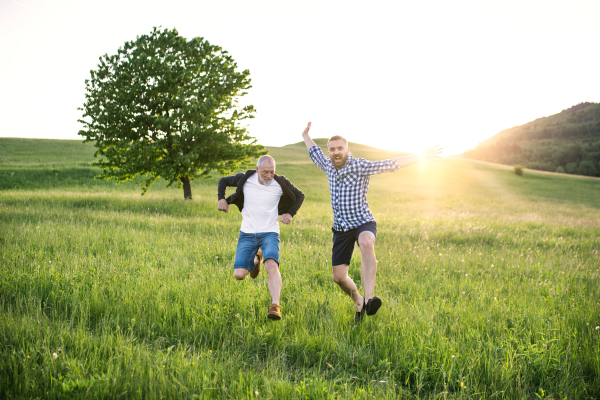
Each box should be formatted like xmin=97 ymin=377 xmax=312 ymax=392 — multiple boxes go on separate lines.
xmin=1 ymin=137 xmax=599 ymax=399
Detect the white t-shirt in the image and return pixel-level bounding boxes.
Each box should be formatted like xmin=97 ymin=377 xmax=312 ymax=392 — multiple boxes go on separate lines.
xmin=240 ymin=173 xmax=283 ymax=233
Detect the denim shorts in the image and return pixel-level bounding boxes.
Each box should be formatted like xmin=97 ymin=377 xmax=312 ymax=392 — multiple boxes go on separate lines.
xmin=234 ymin=231 xmax=280 ymax=271
xmin=331 ymin=221 xmax=377 ymax=266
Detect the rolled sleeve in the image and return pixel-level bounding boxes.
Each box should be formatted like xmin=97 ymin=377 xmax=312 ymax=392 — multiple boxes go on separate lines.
xmin=308 ymin=145 xmax=331 ymax=172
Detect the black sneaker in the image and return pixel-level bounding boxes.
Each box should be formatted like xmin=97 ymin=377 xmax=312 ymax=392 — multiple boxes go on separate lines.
xmin=354 ymin=297 xmax=366 ymax=323
xmin=365 ymin=296 xmax=382 ymax=316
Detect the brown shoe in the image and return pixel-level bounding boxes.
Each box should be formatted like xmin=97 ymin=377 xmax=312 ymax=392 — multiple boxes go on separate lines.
xmin=267 ymin=304 xmax=281 ymax=320
xmin=250 ymin=249 xmax=263 ymax=279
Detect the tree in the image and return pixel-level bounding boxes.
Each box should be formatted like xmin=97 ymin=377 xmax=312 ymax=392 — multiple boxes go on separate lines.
xmin=565 ymin=162 xmax=579 ymax=174
xmin=577 ymin=160 xmax=599 ymax=176
xmin=78 ymin=27 xmax=265 ymax=199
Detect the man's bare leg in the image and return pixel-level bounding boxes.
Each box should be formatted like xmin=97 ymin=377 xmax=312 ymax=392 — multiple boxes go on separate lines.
xmin=358 ymin=231 xmax=377 ymax=302
xmin=264 ymin=259 xmax=281 ymax=304
xmin=233 ymin=254 xmax=261 ymax=281
xmin=234 ymin=268 xmax=250 ymax=280
xmin=332 ymin=264 xmax=364 ymax=311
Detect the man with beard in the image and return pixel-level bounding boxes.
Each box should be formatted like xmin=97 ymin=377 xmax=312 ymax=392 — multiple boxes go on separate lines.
xmin=217 ymin=155 xmax=305 ymax=320
xmin=301 ymin=122 xmax=442 ymax=322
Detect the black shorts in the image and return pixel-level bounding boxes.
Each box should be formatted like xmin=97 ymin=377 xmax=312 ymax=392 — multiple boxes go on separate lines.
xmin=331 ymin=221 xmax=377 ymax=266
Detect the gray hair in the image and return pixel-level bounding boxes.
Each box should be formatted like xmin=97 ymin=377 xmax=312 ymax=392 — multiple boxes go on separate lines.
xmin=257 ymin=155 xmax=275 ymax=169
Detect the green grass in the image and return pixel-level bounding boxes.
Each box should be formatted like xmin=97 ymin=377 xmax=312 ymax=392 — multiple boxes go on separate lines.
xmin=1 ymin=137 xmax=599 ymax=399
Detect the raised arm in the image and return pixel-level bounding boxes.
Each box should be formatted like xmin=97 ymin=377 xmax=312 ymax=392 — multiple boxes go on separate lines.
xmin=394 ymin=144 xmax=443 ymax=168
xmin=302 ymin=122 xmax=331 ymax=172
xmin=301 ymin=122 xmax=317 ymax=150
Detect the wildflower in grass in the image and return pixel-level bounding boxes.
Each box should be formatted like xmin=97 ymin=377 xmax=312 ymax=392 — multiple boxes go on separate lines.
xmin=53 ymin=353 xmax=58 ymax=359
xmin=596 ymin=326 xmax=599 ymax=330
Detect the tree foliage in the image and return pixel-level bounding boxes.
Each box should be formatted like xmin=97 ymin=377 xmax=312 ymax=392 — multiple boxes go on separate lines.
xmin=78 ymin=27 xmax=265 ymax=199
xmin=514 ymin=165 xmax=524 ymax=176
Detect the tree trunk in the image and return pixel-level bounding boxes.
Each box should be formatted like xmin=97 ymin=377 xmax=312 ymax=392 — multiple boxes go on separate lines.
xmin=180 ymin=176 xmax=193 ymax=200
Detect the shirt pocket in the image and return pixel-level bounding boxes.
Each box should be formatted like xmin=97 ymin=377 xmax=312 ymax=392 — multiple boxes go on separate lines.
xmin=343 ymin=172 xmax=360 ymax=187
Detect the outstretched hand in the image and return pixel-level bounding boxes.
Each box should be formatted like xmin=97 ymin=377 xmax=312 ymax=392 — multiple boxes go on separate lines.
xmin=302 ymin=122 xmax=312 ymax=137
xmin=423 ymin=144 xmax=443 ymax=159
xmin=300 ymin=122 xmax=317 ymax=150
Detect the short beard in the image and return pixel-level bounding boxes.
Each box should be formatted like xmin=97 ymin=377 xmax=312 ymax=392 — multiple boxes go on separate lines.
xmin=259 ymin=176 xmax=273 ymax=186
xmin=331 ymin=153 xmax=348 ymax=167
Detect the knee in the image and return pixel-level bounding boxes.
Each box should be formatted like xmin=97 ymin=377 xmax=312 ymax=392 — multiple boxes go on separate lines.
xmin=332 ymin=272 xmax=345 ymax=284
xmin=358 ymin=235 xmax=375 ymax=252
xmin=265 ymin=259 xmax=279 ymax=274
xmin=234 ymin=269 xmax=247 ymax=280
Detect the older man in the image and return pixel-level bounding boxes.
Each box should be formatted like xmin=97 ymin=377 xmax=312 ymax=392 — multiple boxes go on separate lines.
xmin=217 ymin=155 xmax=305 ymax=320
xmin=301 ymin=122 xmax=442 ymax=322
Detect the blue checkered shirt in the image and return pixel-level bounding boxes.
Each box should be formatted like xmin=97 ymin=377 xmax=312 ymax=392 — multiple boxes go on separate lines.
xmin=308 ymin=145 xmax=400 ymax=231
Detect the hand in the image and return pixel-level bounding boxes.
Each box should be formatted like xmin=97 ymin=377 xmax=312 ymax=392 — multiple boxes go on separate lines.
xmin=422 ymin=144 xmax=443 ymax=159
xmin=302 ymin=122 xmax=312 ymax=137
xmin=218 ymin=199 xmax=230 ymax=213
xmin=280 ymin=213 xmax=292 ymax=224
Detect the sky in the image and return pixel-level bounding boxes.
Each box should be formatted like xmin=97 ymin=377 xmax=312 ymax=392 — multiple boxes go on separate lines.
xmin=1 ymin=0 xmax=599 ymax=155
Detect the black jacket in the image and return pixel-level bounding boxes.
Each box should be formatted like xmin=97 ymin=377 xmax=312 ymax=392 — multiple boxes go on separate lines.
xmin=217 ymin=170 xmax=305 ymax=217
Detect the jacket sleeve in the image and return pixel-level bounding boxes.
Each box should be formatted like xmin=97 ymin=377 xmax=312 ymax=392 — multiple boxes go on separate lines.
xmin=217 ymin=173 xmax=244 ymax=201
xmin=281 ymin=177 xmax=305 ymax=217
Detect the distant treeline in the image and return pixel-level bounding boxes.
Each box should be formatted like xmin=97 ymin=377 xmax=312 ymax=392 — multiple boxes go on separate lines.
xmin=462 ymin=102 xmax=600 ymax=177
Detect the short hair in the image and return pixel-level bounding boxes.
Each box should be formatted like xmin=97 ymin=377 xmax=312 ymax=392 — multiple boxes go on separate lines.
xmin=327 ymin=135 xmax=348 ymax=147
xmin=257 ymin=155 xmax=275 ymax=169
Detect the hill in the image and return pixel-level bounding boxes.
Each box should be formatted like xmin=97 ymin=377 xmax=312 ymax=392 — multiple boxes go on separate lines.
xmin=461 ymin=102 xmax=600 ymax=176
xmin=0 ymin=137 xmax=410 ymax=192
xmin=261 ymin=138 xmax=410 ymax=164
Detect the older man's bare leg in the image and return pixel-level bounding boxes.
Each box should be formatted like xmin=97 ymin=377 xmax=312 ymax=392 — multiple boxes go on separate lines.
xmin=233 ymin=254 xmax=260 ymax=280
xmin=265 ymin=259 xmax=282 ymax=320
